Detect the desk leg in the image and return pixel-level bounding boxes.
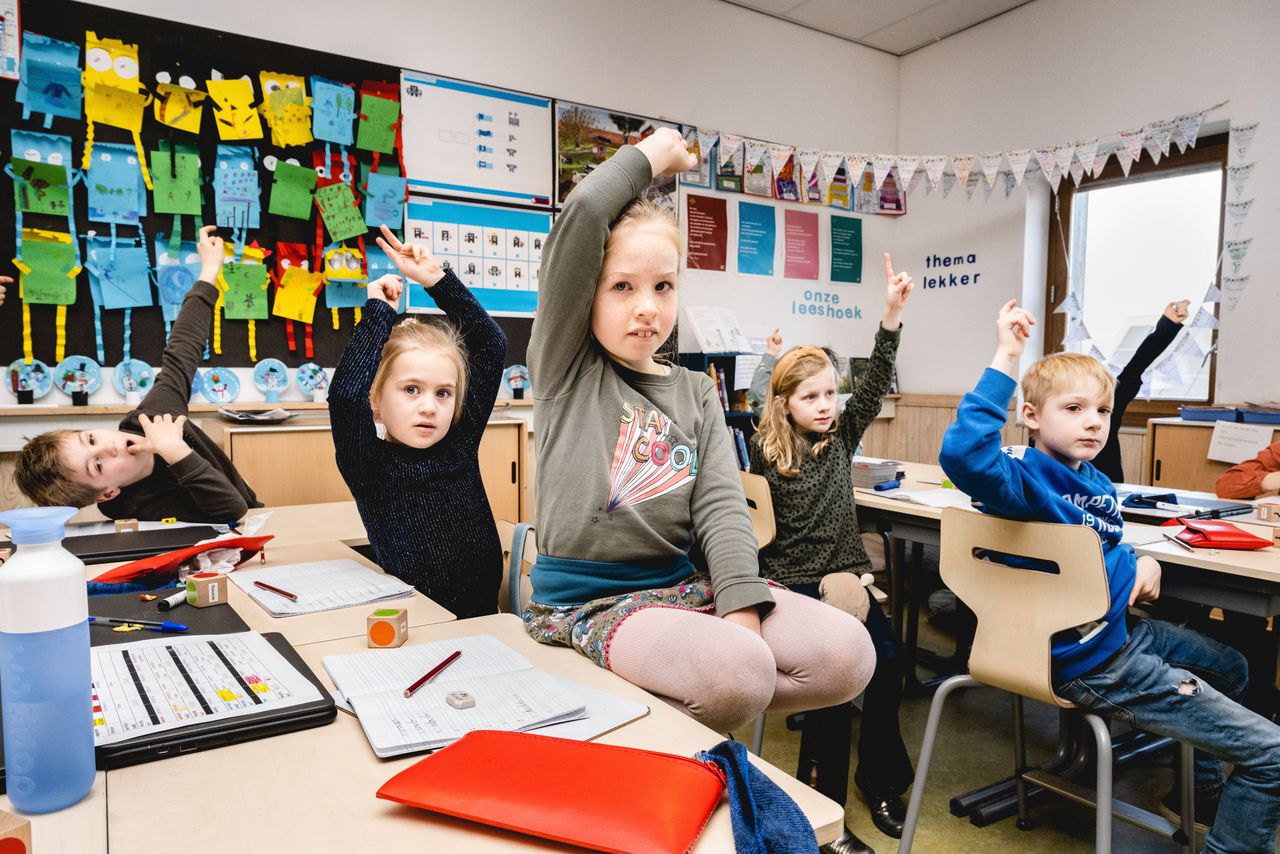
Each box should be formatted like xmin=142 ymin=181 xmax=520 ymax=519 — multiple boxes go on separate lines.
xmin=888 ymin=529 xmax=906 ymax=638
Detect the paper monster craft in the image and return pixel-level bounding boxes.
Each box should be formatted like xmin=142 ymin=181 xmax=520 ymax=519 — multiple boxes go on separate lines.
xmin=86 ymin=141 xmax=148 ymax=226
xmin=9 ymin=130 xmax=82 ymax=269
xmin=214 ymin=242 xmax=271 ymax=360
xmin=322 ymin=243 xmax=367 ymax=329
xmin=151 ymin=232 xmax=202 ymax=334
xmin=152 ymin=69 xmax=208 ymax=134
xmin=206 ymin=74 xmax=263 ymax=141
xmin=82 ymin=31 xmax=152 ymax=188
xmin=355 ymin=80 xmax=401 ymax=170
xmin=213 ymin=145 xmax=261 ymax=243
xmin=16 ymin=33 xmax=82 ymax=127
xmin=13 ymin=228 xmax=80 ymax=364
xmin=85 ymin=235 xmax=153 ymax=363
xmin=259 ymin=71 xmax=313 ymax=147
xmin=270 ymin=242 xmax=321 ymax=357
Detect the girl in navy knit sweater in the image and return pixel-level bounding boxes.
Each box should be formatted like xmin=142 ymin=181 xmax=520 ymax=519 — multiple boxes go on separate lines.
xmin=329 ymin=225 xmax=507 ymax=618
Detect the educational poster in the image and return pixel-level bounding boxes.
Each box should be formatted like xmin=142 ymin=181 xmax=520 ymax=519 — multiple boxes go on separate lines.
xmin=830 ymin=215 xmax=862 ymax=283
xmin=737 ymin=201 xmax=776 ymax=277
xmin=685 ymin=194 xmax=727 ymax=272
xmin=403 ymin=198 xmax=550 ymax=316
xmin=0 ymin=0 xmax=20 ymax=80
xmin=783 ymin=209 xmax=819 ymax=280
xmin=400 ymin=71 xmax=553 ymax=208
xmin=556 ymin=100 xmax=678 ymax=207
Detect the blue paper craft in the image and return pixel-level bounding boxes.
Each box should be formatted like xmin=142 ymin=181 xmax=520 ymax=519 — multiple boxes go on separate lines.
xmin=295 ymin=362 xmax=329 ymax=395
xmin=152 ymin=233 xmax=202 ymax=325
xmin=252 ymin=358 xmax=289 ymax=402
xmin=325 ymin=279 xmax=367 ymax=309
xmin=6 ymin=359 xmax=55 ymax=399
xmin=200 ymin=367 xmax=241 ymax=404
xmin=54 ymin=356 xmax=104 ymax=396
xmin=86 ymin=142 xmax=148 ymax=224
xmin=10 ymin=130 xmax=81 ymax=263
xmin=16 ymin=33 xmax=83 ymax=126
xmin=364 ymin=171 xmax=407 ymax=229
xmin=86 ymin=238 xmax=154 ymax=310
xmin=311 ymin=77 xmax=355 ymax=145
xmin=213 ymin=145 xmax=262 ymax=230
xmin=113 ymin=358 xmax=154 ymax=396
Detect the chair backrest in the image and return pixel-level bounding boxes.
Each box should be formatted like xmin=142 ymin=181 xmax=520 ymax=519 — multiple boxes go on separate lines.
xmin=496 ymin=521 xmax=536 ymax=614
xmin=739 ymin=471 xmax=776 ymax=550
xmin=939 ymin=508 xmax=1111 ymax=708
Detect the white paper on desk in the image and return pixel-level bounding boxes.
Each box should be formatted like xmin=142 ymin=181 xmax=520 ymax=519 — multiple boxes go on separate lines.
xmin=230 ymin=559 xmax=413 ymax=616
xmin=527 ymin=677 xmax=649 ymax=741
xmin=886 ymin=488 xmax=975 ymax=510
xmin=91 ymin=632 xmax=323 ymax=746
xmin=1207 ymin=421 xmax=1274 ymax=464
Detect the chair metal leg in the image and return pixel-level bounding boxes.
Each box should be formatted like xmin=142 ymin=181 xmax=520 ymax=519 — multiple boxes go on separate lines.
xmin=1011 ymin=694 xmax=1032 ymax=830
xmin=1178 ymin=741 xmax=1195 ymax=854
xmin=897 ymin=674 xmax=980 ymax=853
xmin=750 ymin=713 xmax=766 ymax=756
xmin=1083 ymin=714 xmax=1113 ymax=854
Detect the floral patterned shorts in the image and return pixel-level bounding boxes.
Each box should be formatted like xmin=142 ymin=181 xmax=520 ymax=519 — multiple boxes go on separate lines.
xmin=523 ymin=573 xmax=716 ymax=669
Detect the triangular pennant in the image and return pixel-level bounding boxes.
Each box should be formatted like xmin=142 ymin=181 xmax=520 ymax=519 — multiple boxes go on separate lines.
xmin=1075 ymin=138 xmax=1100 ymax=176
xmin=894 ymin=155 xmax=920 ymax=189
xmin=768 ymin=144 xmax=796 ymax=176
xmin=1046 ymin=163 xmax=1063 ymax=194
xmin=1006 ymin=149 xmax=1032 ymax=185
xmin=1114 ymin=145 xmax=1135 ymax=177
xmin=1034 ymin=147 xmax=1056 ymax=182
xmin=1091 ymin=151 xmax=1110 ymax=177
xmin=941 ymin=171 xmax=958 ymax=198
xmin=796 ymin=147 xmax=824 ymax=203
xmin=1202 ymin=281 xmax=1222 ymax=303
xmin=1143 ymin=120 xmax=1173 ymax=164
xmin=1174 ymin=332 xmax=1207 ymax=363
xmin=1088 ymin=344 xmax=1108 ymax=363
xmin=1227 ymin=162 xmax=1255 ymax=197
xmin=950 ymin=154 xmax=976 ymax=188
xmin=1225 ymin=198 xmax=1254 ymax=234
xmin=819 ymin=150 xmax=845 ymax=183
xmin=845 ymin=153 xmax=869 ymax=179
xmin=743 ymin=138 xmax=769 ymax=171
xmin=1052 ymin=143 xmax=1076 ymax=176
xmin=1221 ymin=275 xmax=1249 ymax=309
xmin=1070 ymin=159 xmax=1086 ymax=187
xmin=977 ymin=152 xmax=1003 ymax=187
xmin=923 ymin=155 xmax=948 ymax=190
xmin=1229 ymin=121 xmax=1258 ymax=160
xmin=1119 ymin=128 xmax=1144 ymax=163
xmin=1189 ymin=306 xmax=1218 ymax=329
xmin=1062 ymin=318 xmax=1091 ymax=345
xmin=872 ymin=154 xmax=896 ymax=191
xmin=1225 ymin=237 xmax=1252 ymax=273
xmin=718 ymin=132 xmax=744 ymax=170
xmin=1054 ymin=290 xmax=1083 ymax=314
xmin=1171 ymin=112 xmax=1201 ymax=153
xmin=1155 ymin=358 xmax=1183 ymax=385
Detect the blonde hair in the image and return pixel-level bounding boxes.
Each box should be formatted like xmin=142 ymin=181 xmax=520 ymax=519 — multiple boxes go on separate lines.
xmin=369 ymin=317 xmax=469 ymax=427
xmin=15 ymin=429 xmax=103 ymax=508
xmin=604 ymin=198 xmax=684 ymax=272
xmin=1022 ymin=352 xmax=1116 ymax=410
xmin=754 ymin=346 xmax=840 ymax=477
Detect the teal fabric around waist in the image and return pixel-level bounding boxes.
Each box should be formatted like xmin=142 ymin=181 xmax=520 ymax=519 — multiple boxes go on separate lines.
xmin=530 ymin=553 xmax=697 ymax=607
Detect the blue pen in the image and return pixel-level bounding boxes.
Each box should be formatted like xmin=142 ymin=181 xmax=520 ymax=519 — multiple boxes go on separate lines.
xmin=874 ymin=480 xmax=902 ymax=491
xmin=90 ymin=616 xmax=189 ymax=633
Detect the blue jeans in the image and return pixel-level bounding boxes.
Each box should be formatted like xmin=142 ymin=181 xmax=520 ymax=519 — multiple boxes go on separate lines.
xmin=1054 ymin=619 xmax=1280 ymax=854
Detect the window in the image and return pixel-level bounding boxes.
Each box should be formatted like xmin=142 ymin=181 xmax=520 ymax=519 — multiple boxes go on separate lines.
xmin=1045 ymin=135 xmax=1227 ymax=422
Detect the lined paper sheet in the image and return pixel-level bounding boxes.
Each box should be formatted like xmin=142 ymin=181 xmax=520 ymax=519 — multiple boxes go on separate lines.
xmin=229 ymin=559 xmax=414 ymax=616
xmin=323 ymin=634 xmax=588 ymax=757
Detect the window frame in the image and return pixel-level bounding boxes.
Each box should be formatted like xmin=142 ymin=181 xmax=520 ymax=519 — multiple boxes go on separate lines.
xmin=1043 ymin=132 xmax=1228 ymax=427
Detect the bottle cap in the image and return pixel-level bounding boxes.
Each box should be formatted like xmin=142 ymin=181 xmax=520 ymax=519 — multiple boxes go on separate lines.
xmin=0 ymin=506 xmax=78 ymax=545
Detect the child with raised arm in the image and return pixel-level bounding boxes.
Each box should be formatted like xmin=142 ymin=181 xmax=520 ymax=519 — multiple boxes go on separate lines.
xmin=939 ymin=300 xmax=1280 ymax=852
xmin=747 ymin=255 xmax=913 ymax=848
xmin=526 ymin=130 xmax=875 ymax=768
xmin=15 ymin=226 xmax=260 ymax=523
xmin=328 ymin=225 xmax=507 ymax=619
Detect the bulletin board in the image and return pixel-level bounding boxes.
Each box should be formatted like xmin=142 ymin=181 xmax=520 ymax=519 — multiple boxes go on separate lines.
xmin=0 ymin=0 xmax=533 ymax=388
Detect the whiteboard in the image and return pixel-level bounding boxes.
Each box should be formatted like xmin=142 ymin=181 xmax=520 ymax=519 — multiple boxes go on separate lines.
xmin=400 ymin=71 xmax=554 ymax=208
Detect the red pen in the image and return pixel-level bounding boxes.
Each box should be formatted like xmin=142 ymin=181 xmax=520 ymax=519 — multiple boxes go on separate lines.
xmin=404 ymin=650 xmax=462 ymax=698
xmin=253 ymin=580 xmax=298 ymax=602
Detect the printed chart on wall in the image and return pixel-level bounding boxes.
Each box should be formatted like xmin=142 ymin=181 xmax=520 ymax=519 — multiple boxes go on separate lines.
xmin=400 ymin=71 xmax=553 ymax=208
xmin=404 ymin=199 xmax=550 ymax=316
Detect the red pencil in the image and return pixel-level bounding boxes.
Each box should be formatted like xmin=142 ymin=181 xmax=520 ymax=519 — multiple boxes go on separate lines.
xmin=253 ymin=580 xmax=298 ymax=602
xmin=404 ymin=650 xmax=462 ymax=698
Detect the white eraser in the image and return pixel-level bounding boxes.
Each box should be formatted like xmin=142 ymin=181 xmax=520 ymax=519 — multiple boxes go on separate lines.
xmin=446 ymin=691 xmax=475 ymax=709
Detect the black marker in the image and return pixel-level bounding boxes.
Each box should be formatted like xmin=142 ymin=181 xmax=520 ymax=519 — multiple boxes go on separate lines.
xmin=157 ymin=589 xmax=188 ymax=611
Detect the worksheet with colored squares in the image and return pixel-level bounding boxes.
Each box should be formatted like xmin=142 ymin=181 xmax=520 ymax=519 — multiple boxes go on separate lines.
xmin=91 ymin=632 xmax=323 ymax=746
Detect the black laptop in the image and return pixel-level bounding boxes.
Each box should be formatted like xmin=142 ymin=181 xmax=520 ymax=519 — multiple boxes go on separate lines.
xmin=0 ymin=592 xmax=336 ymax=792
xmin=0 ymin=525 xmax=222 ymax=565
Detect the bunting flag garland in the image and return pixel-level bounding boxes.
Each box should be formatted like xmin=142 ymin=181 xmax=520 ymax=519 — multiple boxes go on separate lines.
xmin=1062 ymin=317 xmax=1091 ymax=345
xmin=1227 ymin=162 xmax=1255 ymax=197
xmin=1055 ymin=290 xmax=1083 ymax=314
xmin=894 ymin=155 xmax=920 ymax=190
xmin=1075 ymin=138 xmax=1100 ymax=176
xmin=871 ymin=154 xmax=895 ymax=191
xmin=976 ymin=152 xmax=1002 ymax=187
xmin=1091 ymin=151 xmax=1109 ymax=177
xmin=1202 ymin=281 xmax=1222 ymax=303
xmin=1119 ymin=128 xmax=1144 ymax=163
xmin=1034 ymin=146 xmax=1056 ymax=180
xmin=1221 ymin=275 xmax=1249 ymax=310
xmin=1229 ymin=122 xmax=1258 ymax=159
xmin=1225 ymin=199 xmax=1254 ymax=234
xmin=950 ymin=154 xmax=975 ymax=187
xmin=1051 ymin=142 xmax=1075 ymax=177
xmin=1069 ymin=159 xmax=1085 ymax=187
xmin=922 ymin=155 xmax=948 ymax=191
xmin=1114 ymin=144 xmax=1135 ymax=177
xmin=1189 ymin=306 xmax=1218 ymax=330
xmin=1142 ymin=119 xmax=1174 ymax=163
xmin=1172 ymin=111 xmax=1204 ymax=153
xmin=1006 ymin=149 xmax=1032 ymax=185
xmin=1225 ymin=238 xmax=1251 ymax=273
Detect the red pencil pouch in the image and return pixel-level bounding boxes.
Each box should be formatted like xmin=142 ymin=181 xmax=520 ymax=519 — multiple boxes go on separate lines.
xmin=90 ymin=535 xmax=274 ymax=583
xmin=377 ymin=730 xmax=727 ymax=853
xmin=1160 ymin=518 xmax=1273 ymax=550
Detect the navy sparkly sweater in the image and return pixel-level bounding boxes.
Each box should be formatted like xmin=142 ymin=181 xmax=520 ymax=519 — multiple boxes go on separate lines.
xmin=329 ymin=271 xmax=507 ymax=619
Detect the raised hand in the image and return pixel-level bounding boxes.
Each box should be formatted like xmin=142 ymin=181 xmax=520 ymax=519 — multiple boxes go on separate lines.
xmin=1163 ymin=299 xmax=1190 ymax=324
xmin=883 ymin=253 xmax=913 ymax=328
xmin=196 ymin=225 xmax=224 ymax=281
xmin=375 ymin=224 xmax=445 ymax=287
xmin=634 ymin=127 xmax=698 ymax=177
xmin=366 ymin=274 xmax=404 ymax=310
xmin=0 ymin=274 xmax=10 ymax=307
xmin=766 ymin=328 xmax=783 ymax=357
xmin=995 ymin=299 xmax=1036 ymax=360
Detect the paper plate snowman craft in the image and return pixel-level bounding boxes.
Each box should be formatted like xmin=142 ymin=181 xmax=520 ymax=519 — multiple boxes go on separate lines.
xmin=253 ymin=358 xmax=289 ymax=402
xmin=295 ymin=362 xmax=330 ymax=398
xmin=6 ymin=359 xmax=54 ymax=400
xmin=113 ymin=358 xmax=154 ymax=396
xmin=502 ymin=364 xmax=530 ymax=399
xmin=54 ymin=356 xmax=104 ymax=398
xmin=200 ymin=367 xmax=241 ymax=404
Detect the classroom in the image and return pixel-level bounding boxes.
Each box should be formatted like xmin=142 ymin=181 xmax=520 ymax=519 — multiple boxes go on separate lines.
xmin=0 ymin=0 xmax=1278 ymax=852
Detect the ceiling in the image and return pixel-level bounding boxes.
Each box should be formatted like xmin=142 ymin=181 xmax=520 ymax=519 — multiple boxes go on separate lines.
xmin=721 ymin=0 xmax=1036 ymax=56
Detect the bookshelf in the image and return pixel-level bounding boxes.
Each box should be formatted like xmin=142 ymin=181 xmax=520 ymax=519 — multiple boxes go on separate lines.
xmin=678 ymin=352 xmax=760 ymax=469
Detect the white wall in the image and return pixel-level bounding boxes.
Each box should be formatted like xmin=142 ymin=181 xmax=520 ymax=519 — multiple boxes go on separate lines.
xmin=896 ymin=0 xmax=1280 ymax=400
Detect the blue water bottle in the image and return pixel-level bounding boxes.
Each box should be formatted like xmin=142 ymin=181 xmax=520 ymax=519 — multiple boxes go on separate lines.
xmin=0 ymin=507 xmax=95 ymax=813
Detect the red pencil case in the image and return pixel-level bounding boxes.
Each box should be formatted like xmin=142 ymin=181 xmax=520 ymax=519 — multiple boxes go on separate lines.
xmin=377 ymin=730 xmax=727 ymax=853
xmin=91 ymin=535 xmax=274 ymax=584
xmin=1160 ymin=518 xmax=1272 ymax=550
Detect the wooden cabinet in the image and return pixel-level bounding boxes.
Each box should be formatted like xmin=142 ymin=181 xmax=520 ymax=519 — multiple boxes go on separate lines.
xmin=204 ymin=416 xmax=527 ymax=522
xmin=1144 ymin=418 xmax=1280 ymax=492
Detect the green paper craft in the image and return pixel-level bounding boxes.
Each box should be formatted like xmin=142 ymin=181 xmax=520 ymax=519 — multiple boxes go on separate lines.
xmin=269 ymin=161 xmax=318 ymax=220
xmin=12 ymin=159 xmax=71 ymax=216
xmin=150 ymin=144 xmax=204 ymax=216
xmin=20 ymin=236 xmax=79 ymax=305
xmin=356 ymin=94 xmax=399 ymax=154
xmin=315 ymin=181 xmax=367 ymax=241
xmin=220 ymin=263 xmax=270 ymax=320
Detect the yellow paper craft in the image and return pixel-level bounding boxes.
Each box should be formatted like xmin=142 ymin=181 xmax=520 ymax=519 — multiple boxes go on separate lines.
xmin=207 ymin=78 xmax=263 ymax=141
xmin=272 ymin=267 xmax=324 ymax=324
xmin=83 ymin=32 xmax=153 ymax=187
xmin=259 ymin=71 xmax=313 ymax=147
xmin=154 ymin=82 xmax=208 ymax=133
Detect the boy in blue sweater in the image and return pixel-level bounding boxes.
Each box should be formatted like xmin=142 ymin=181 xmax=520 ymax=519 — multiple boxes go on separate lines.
xmin=940 ymin=299 xmax=1280 ymax=854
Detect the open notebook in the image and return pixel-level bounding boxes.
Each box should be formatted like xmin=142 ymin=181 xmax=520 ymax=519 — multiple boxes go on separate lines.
xmin=229 ymin=559 xmax=414 ymax=616
xmin=323 ymin=634 xmax=589 ymax=757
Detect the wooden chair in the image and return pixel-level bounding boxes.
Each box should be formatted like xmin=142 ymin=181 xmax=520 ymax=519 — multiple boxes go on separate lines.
xmin=739 ymin=471 xmax=776 ymax=755
xmin=898 ymin=508 xmax=1195 ymax=854
xmin=496 ymin=520 xmax=535 ymax=615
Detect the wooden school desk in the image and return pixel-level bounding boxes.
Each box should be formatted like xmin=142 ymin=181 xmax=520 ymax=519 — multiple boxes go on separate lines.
xmin=252 ymin=501 xmax=370 ymax=548
xmin=103 ymin=614 xmax=845 ymax=853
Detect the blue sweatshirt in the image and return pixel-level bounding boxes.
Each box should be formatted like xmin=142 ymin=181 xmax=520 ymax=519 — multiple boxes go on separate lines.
xmin=939 ymin=368 xmax=1136 ymax=681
